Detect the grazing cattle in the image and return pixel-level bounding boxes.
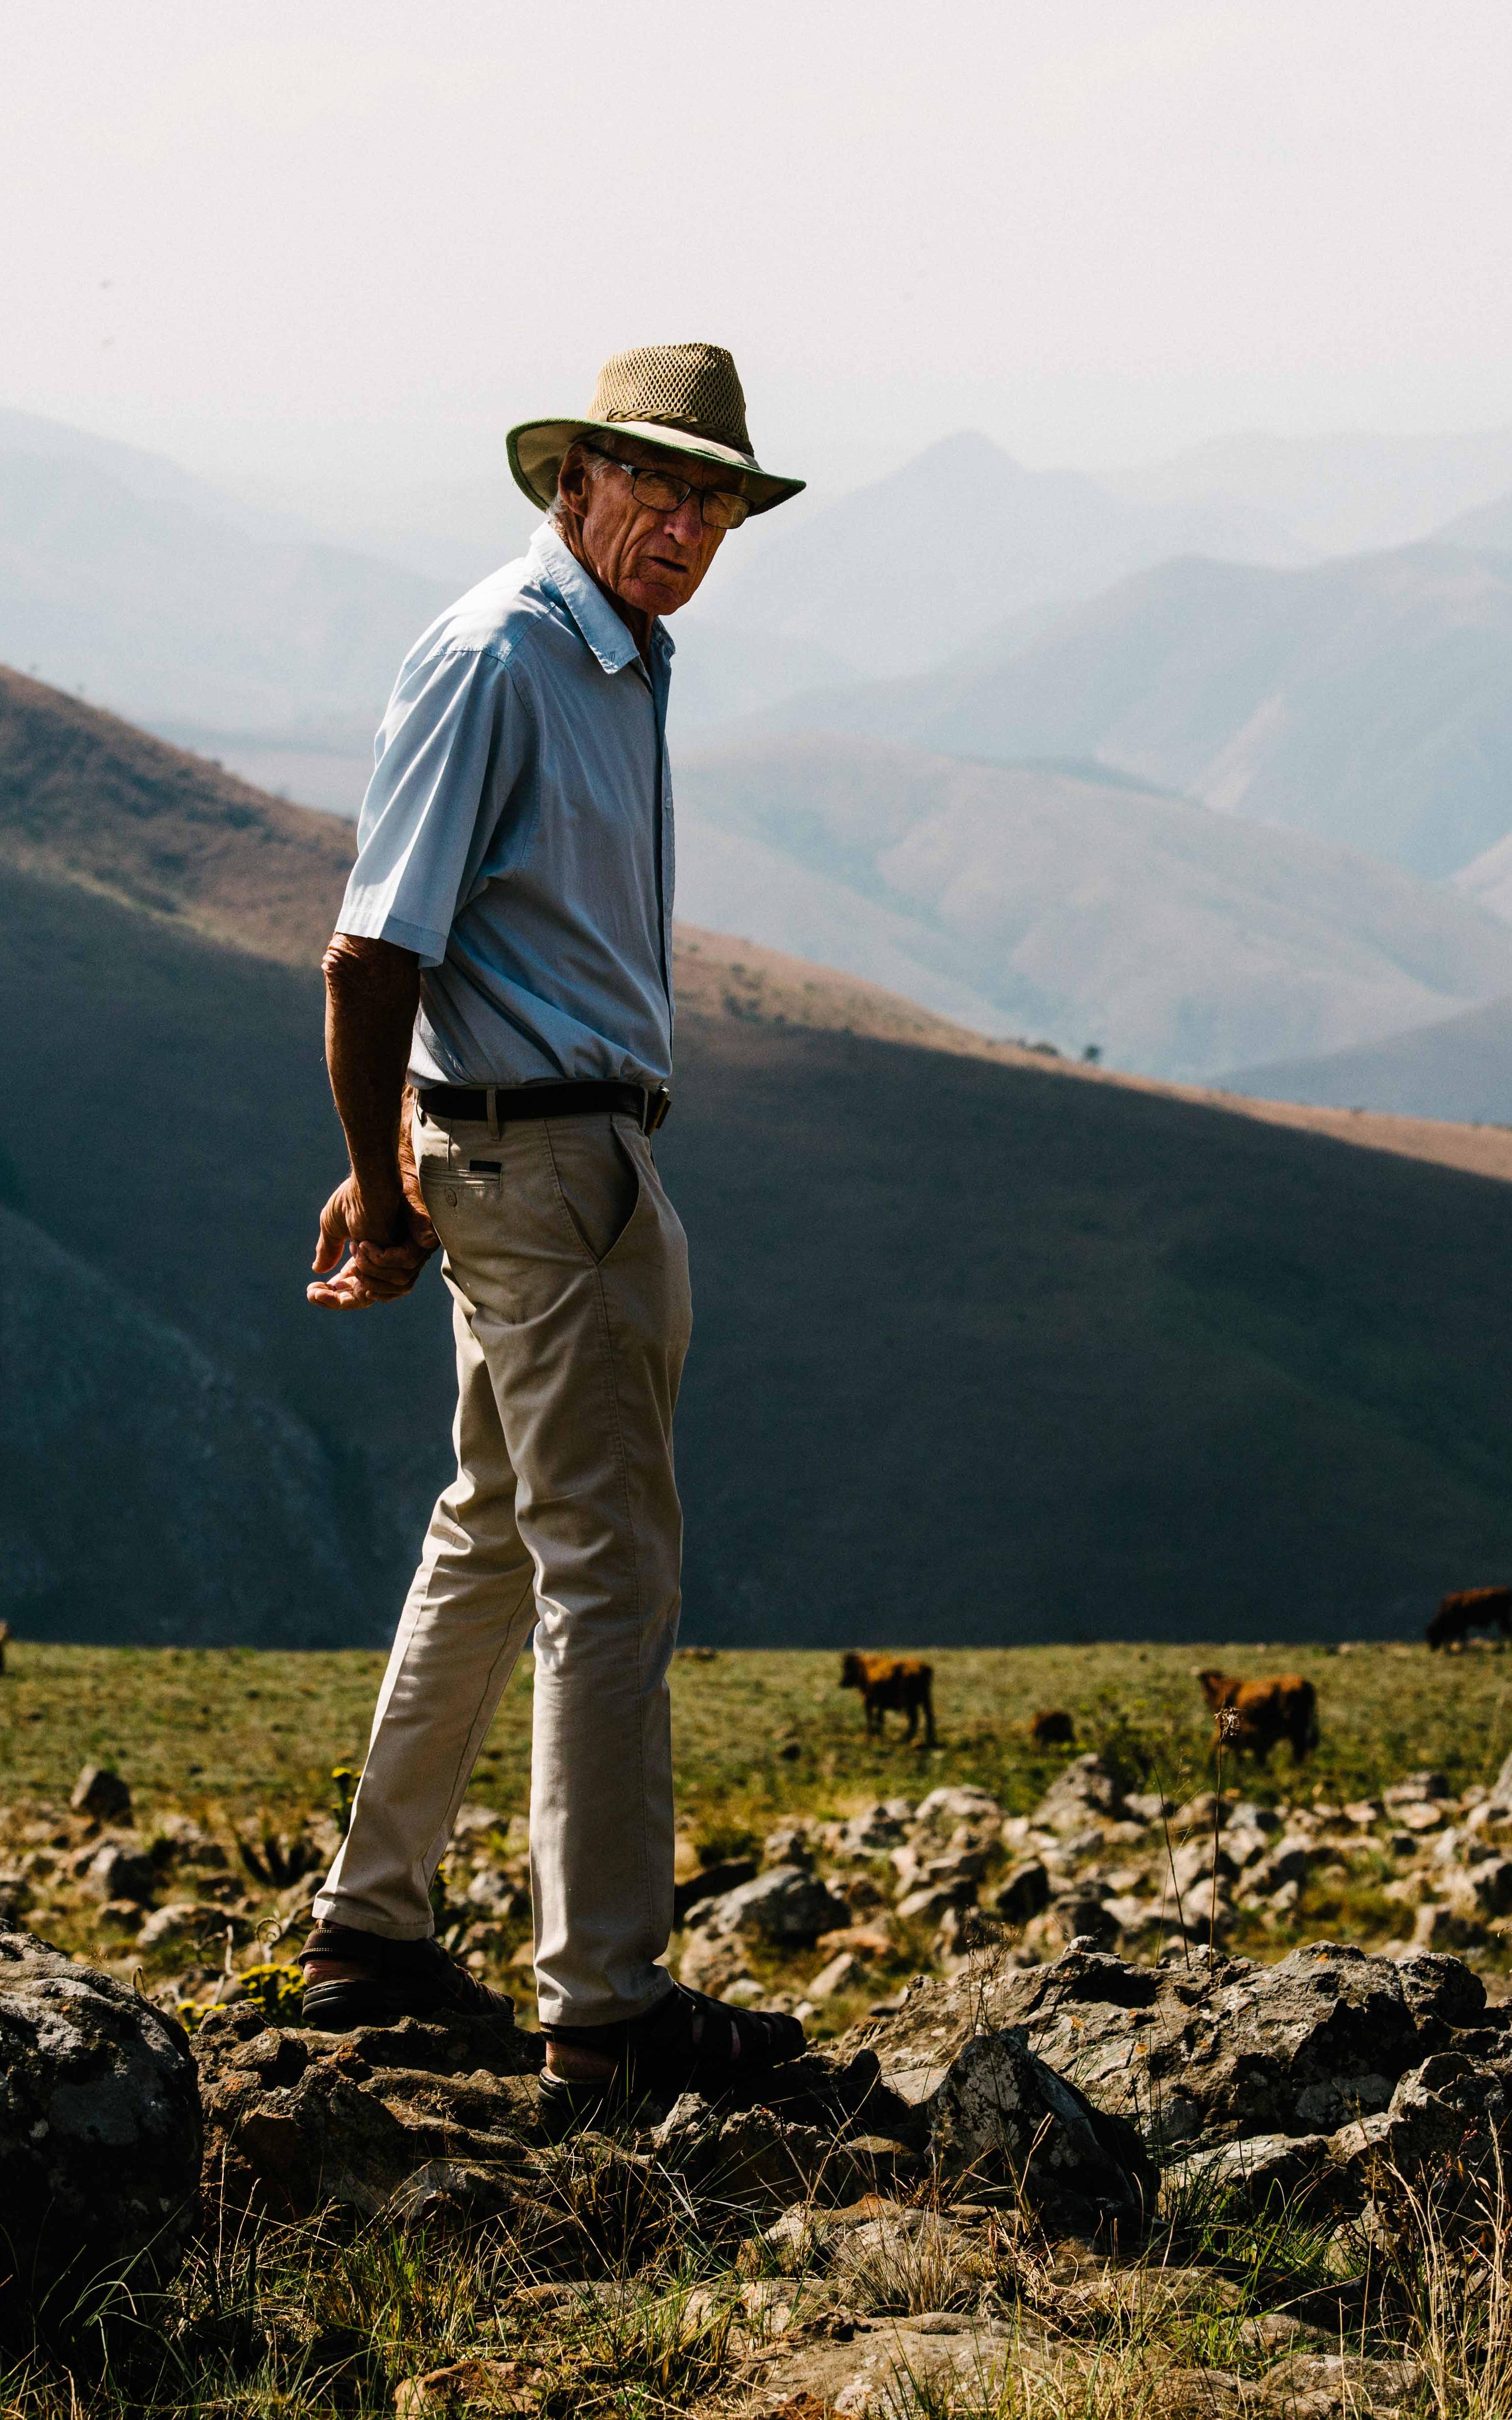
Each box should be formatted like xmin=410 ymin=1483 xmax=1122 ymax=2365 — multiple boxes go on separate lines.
xmin=1029 ymin=1709 xmax=1076 ymax=1748
xmin=1196 ymin=1669 xmax=1318 ymax=1765
xmin=840 ymin=1652 xmax=937 ymax=1746
xmin=1426 ymin=1586 xmax=1512 ymax=1652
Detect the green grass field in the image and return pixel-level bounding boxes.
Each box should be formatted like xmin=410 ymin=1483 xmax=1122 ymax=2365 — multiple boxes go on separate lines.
xmin=4 ymin=1638 xmax=1509 ymax=1834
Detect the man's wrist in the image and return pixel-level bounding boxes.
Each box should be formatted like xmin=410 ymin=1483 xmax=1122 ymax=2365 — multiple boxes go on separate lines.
xmin=349 ymin=1165 xmax=408 ymax=1234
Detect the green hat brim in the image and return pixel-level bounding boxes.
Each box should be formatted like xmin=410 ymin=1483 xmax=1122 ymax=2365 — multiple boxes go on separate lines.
xmin=506 ymin=417 xmax=805 ymax=517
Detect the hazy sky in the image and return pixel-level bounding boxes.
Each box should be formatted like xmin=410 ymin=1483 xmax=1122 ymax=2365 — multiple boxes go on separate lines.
xmin=3 ymin=0 xmax=1511 ymax=503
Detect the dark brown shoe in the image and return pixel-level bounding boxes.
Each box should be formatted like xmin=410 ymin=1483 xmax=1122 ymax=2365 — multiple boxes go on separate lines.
xmin=538 ymin=1981 xmax=805 ymax=2136
xmin=299 ymin=1921 xmax=515 ymax=2030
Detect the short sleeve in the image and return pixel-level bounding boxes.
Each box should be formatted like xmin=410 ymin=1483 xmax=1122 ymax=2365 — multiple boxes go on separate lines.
xmin=335 ymin=647 xmax=524 ymax=967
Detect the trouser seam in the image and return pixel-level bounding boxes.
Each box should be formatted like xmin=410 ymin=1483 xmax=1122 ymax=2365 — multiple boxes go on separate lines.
xmin=541 ymin=1119 xmax=656 ymax=1971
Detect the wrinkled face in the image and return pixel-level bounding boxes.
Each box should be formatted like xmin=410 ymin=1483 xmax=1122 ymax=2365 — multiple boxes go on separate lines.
xmin=555 ymin=438 xmax=743 ymax=619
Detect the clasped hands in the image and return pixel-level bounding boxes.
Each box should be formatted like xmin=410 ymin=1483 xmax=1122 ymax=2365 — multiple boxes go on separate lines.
xmin=308 ymin=1169 xmax=438 ymax=1309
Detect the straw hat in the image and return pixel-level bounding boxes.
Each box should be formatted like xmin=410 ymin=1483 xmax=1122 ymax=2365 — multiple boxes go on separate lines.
xmin=507 ymin=342 xmax=805 ymax=517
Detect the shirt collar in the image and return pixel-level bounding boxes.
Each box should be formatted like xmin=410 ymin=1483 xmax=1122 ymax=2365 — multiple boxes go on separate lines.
xmin=528 ymin=524 xmax=675 ymax=676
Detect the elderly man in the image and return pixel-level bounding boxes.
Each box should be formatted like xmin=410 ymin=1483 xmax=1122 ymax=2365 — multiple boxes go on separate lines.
xmin=297 ymin=344 xmax=806 ymax=2134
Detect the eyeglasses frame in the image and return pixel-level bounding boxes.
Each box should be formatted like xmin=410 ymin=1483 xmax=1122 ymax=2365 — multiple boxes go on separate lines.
xmin=577 ymin=444 xmax=752 ymax=531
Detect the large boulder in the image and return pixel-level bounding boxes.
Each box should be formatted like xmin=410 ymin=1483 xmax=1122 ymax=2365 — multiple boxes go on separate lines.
xmin=843 ymin=1969 xmax=1155 ymax=2228
xmin=0 ymin=1930 xmax=202 ymax=2321
xmin=196 ymin=2004 xmax=541 ymax=2219
xmin=976 ymin=1940 xmax=1508 ymax=2154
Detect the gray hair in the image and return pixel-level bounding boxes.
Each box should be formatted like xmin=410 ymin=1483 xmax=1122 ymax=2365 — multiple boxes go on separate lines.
xmin=548 ymin=440 xmax=616 ymax=534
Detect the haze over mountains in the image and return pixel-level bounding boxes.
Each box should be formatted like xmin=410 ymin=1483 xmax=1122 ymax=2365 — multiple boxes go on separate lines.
xmin=673 ymin=736 xmax=1512 ymax=1080
xmin=740 ymin=545 xmax=1512 ymax=882
xmin=1229 ymin=989 xmax=1512 ymax=1128
xmin=9 ymin=402 xmax=1512 ymax=1109
xmin=10 ymin=671 xmax=1512 ymax=1645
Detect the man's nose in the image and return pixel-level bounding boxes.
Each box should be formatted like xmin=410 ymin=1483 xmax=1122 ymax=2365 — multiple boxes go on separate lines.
xmin=662 ymin=494 xmax=704 ymax=547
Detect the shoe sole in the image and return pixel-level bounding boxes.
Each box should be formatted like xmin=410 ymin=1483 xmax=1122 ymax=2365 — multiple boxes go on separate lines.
xmin=299 ymin=1976 xmax=515 ymax=2032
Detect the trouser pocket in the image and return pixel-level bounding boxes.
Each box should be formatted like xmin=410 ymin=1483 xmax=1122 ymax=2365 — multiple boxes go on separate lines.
xmin=546 ymin=1114 xmax=643 ymax=1265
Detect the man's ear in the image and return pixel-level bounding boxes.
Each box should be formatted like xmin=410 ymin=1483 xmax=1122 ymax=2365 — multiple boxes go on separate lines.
xmin=555 ymin=443 xmax=592 ymax=523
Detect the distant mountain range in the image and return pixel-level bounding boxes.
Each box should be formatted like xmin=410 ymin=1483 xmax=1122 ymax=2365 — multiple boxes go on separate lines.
xmin=11 ymin=670 xmax=1512 ymax=1643
xmin=696 ymin=431 xmax=1308 ymax=678
xmin=672 ymin=733 xmax=1512 ymax=1080
xmin=1228 ymin=988 xmax=1512 ymax=1126
xmin=1104 ymin=424 xmax=1512 ymax=558
xmin=737 ymin=544 xmax=1512 ymax=882
xmin=1437 ymin=490 xmax=1512 ymax=552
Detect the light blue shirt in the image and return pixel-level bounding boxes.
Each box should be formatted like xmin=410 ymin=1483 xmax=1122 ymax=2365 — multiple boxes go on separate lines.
xmin=336 ymin=524 xmax=675 ymax=1089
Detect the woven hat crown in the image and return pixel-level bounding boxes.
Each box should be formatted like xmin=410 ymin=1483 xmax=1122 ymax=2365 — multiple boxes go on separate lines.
xmin=590 ymin=343 xmax=754 ymax=462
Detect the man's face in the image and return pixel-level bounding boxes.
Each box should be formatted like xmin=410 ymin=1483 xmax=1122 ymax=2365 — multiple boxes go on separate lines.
xmin=557 ymin=440 xmax=740 ymax=619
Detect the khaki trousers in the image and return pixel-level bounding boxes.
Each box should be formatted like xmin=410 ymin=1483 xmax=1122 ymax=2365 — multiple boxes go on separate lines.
xmin=312 ymin=1107 xmax=692 ymax=2028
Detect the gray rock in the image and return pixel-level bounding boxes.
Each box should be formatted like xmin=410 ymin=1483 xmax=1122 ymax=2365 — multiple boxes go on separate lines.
xmin=1244 ymin=1834 xmax=1314 ymax=1896
xmin=1327 ymin=2050 xmax=1512 ymax=2207
xmin=197 ymin=2011 xmax=539 ymax=2220
xmin=762 ymin=1824 xmax=814 ymax=1870
xmin=1169 ymin=1838 xmax=1237 ymax=1898
xmin=1384 ymin=1771 xmax=1450 ymax=1806
xmin=1023 ymin=1896 xmax=1120 ymax=1956
xmin=149 ymin=1816 xmax=227 ymax=1873
xmin=896 ymin=1883 xmax=974 ymax=1926
xmin=848 ymin=1967 xmax=1154 ymax=2221
xmin=1463 ymin=1856 xmax=1512 ymax=1915
xmin=835 ymin=1803 xmax=912 ymax=1853
xmin=912 ymin=1786 xmax=1003 ymax=1833
xmin=855 ymin=1984 xmax=1154 ymax=2226
xmin=463 ymin=1867 xmax=526 ymax=1920
xmin=1393 ymin=1950 xmax=1488 ymax=2036
xmin=70 ymin=1765 xmax=133 ymax=1823
xmin=954 ymin=1939 xmax=1464 ymax=2154
xmin=136 ymin=1901 xmax=215 ymax=1950
xmin=653 ymin=2097 xmax=840 ymax=2210
xmin=1218 ymin=1823 xmax=1271 ymax=1870
xmin=0 ymin=1928 xmax=201 ymax=2320
xmin=377 ymin=2157 xmax=519 ymax=2233
xmin=1162 ymin=2131 xmax=1335 ymax=2215
xmin=85 ymin=1842 xmax=157 ymax=1906
xmin=992 ymin=1859 xmax=1052 ymax=1924
xmin=1031 ymin=1755 xmax=1128 ymax=1835
xmin=700 ymin=1865 xmax=851 ymax=1945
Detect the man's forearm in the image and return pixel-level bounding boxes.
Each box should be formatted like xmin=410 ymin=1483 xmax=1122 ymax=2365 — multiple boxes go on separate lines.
xmin=322 ymin=935 xmax=422 ymax=1223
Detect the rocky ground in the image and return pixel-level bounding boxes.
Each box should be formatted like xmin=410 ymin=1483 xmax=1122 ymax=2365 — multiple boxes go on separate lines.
xmin=9 ymin=1748 xmax=1512 ymax=2411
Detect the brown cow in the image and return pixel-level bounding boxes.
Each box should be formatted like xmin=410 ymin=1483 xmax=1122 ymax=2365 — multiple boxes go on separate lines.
xmin=1426 ymin=1586 xmax=1512 ymax=1652
xmin=1196 ymin=1669 xmax=1318 ymax=1765
xmin=1029 ymin=1709 xmax=1076 ymax=1748
xmin=840 ymin=1652 xmax=937 ymax=1746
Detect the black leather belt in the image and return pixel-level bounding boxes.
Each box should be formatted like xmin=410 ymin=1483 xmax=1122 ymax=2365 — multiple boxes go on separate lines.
xmin=416 ymin=1079 xmax=671 ymax=1133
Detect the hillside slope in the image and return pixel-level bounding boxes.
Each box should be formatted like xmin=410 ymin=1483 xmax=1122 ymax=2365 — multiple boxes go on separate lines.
xmin=0 ymin=1198 xmax=371 ymax=1645
xmin=747 ymin=545 xmax=1512 ymax=880
xmin=9 ymin=675 xmax=1512 ymax=1643
xmin=0 ymin=446 xmax=449 ymax=740
xmin=9 ymin=849 xmax=1512 ymax=1643
xmin=1227 ymin=988 xmax=1512 ymax=1125
xmin=673 ymin=734 xmax=1512 ymax=1079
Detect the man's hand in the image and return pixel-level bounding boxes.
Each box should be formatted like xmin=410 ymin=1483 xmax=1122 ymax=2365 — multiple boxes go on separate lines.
xmin=308 ymin=1175 xmax=437 ymax=1309
xmin=309 ymin=933 xmax=437 ymax=1310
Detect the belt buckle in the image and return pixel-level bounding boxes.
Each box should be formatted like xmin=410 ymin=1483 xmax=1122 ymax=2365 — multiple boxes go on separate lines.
xmin=643 ymin=1085 xmax=671 ymax=1134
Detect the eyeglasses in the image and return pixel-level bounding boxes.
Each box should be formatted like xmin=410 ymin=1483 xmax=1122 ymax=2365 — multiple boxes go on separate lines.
xmin=588 ymin=449 xmax=751 ymax=530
